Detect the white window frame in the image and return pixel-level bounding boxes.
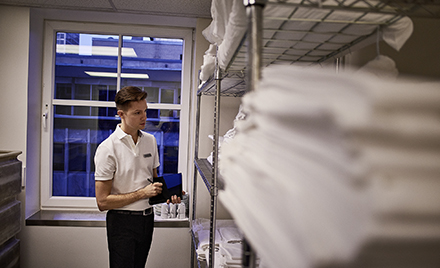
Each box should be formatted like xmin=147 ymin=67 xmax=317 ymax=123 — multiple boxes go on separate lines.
xmin=41 ymin=20 xmax=193 ymax=210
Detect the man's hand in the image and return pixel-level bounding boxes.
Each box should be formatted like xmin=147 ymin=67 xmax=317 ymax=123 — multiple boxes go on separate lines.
xmin=169 ymin=195 xmax=181 ymax=204
xmin=144 ymin=182 xmax=163 ymax=198
xmin=167 ymin=190 xmax=185 ymax=204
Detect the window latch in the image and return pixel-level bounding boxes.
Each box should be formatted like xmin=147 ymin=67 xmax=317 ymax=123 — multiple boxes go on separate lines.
xmin=42 ymin=104 xmax=48 ymax=129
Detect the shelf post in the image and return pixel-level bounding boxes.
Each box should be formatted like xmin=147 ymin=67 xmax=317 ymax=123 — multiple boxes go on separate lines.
xmin=241 ymin=1 xmax=267 ymax=267
xmin=244 ymin=0 xmax=267 ymax=93
xmin=243 ymin=238 xmax=258 ymax=268
xmin=191 ymin=92 xmax=202 ymax=268
xmin=209 ymin=45 xmax=222 ymax=268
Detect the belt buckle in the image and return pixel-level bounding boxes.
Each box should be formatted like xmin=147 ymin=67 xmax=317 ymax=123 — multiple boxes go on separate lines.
xmin=143 ymin=208 xmax=152 ymax=216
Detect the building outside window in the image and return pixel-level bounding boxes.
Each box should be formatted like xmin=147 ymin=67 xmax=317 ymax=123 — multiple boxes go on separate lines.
xmin=41 ymin=21 xmax=193 ymax=209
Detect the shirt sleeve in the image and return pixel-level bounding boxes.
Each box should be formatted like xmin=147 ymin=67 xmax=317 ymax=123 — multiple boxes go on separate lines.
xmin=94 ymin=143 xmax=116 ymax=181
xmin=153 ymin=137 xmax=160 ymax=169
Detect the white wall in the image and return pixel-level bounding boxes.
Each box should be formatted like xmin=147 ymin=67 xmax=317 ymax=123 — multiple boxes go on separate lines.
xmin=0 ymin=5 xmax=206 ymax=268
xmin=346 ymin=17 xmax=440 ymax=78
xmin=188 ymin=17 xmax=243 ymax=220
xmin=0 ymin=6 xmax=29 ymax=164
xmin=21 ymin=226 xmax=108 ymax=267
xmin=21 ymin=226 xmax=190 ymax=268
xmin=191 ymin=19 xmax=243 ymax=221
xmin=195 ymin=94 xmax=242 ymax=220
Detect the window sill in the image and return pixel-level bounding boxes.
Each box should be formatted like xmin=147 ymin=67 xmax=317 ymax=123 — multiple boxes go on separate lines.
xmin=26 ymin=210 xmax=189 ymax=228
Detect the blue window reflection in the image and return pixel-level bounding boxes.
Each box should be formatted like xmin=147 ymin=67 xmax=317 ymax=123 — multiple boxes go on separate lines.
xmin=52 ymin=33 xmax=183 ymax=197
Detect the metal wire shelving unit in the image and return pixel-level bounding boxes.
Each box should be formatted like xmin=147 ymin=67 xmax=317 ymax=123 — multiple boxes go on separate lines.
xmin=190 ymin=1 xmax=440 ymax=267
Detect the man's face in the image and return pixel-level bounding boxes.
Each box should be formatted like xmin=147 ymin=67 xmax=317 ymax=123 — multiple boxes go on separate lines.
xmin=119 ymin=100 xmax=147 ymax=133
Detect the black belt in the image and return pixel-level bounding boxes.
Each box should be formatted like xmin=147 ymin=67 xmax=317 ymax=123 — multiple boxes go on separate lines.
xmin=109 ymin=207 xmax=153 ymax=216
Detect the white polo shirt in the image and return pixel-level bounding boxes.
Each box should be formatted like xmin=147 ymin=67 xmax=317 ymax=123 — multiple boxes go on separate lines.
xmin=94 ymin=124 xmax=160 ymax=211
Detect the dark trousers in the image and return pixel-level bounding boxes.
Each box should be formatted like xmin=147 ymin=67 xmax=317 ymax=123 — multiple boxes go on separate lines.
xmin=106 ymin=211 xmax=154 ymax=268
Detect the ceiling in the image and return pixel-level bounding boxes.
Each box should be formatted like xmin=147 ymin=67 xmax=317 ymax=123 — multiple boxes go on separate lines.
xmin=0 ymin=0 xmax=212 ymax=19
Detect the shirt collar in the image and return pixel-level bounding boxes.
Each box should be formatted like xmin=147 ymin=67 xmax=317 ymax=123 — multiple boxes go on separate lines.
xmin=114 ymin=124 xmax=127 ymax=140
xmin=115 ymin=124 xmax=143 ymax=140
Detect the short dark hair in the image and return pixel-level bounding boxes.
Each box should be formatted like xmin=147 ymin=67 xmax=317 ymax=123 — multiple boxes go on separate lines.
xmin=115 ymin=86 xmax=147 ymax=111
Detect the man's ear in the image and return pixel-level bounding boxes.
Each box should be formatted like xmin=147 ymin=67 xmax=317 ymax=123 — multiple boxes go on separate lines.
xmin=117 ymin=109 xmax=124 ymax=119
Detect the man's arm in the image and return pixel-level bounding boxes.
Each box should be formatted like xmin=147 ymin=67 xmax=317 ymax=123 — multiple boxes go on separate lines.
xmin=95 ymin=170 xmax=162 ymax=211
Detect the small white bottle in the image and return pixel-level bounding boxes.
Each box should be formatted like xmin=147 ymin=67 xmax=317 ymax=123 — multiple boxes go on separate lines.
xmin=161 ymin=203 xmax=169 ymax=219
xmin=178 ymin=202 xmax=186 ymax=219
xmin=169 ymin=203 xmax=177 ymax=218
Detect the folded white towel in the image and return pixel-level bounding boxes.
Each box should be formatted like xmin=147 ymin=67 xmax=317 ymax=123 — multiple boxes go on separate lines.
xmin=219 ymin=65 xmax=440 ymax=268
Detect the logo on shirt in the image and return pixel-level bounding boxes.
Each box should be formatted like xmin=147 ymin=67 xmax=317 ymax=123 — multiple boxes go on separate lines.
xmin=143 ymin=153 xmax=152 ymax=158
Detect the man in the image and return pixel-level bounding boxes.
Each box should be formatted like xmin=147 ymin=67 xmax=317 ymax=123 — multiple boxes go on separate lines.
xmin=94 ymin=86 xmax=178 ymax=268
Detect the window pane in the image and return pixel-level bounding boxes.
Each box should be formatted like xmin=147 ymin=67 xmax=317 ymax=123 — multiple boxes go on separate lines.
xmin=145 ymin=108 xmax=180 ymax=176
xmin=52 ymin=32 xmax=183 ymax=199
xmin=144 ymin=87 xmax=159 ymax=103
xmin=160 ymin=88 xmax=176 ymax=104
xmin=74 ymin=84 xmax=91 ymax=100
xmin=56 ymin=84 xmax=72 ymax=99
xmin=95 ymin=85 xmax=117 ymax=101
xmin=52 ymin=105 xmax=180 ymax=197
xmin=121 ymin=36 xmax=183 ymax=104
xmin=55 ymin=33 xmax=119 ymax=101
xmin=52 ymin=105 xmax=119 ymax=197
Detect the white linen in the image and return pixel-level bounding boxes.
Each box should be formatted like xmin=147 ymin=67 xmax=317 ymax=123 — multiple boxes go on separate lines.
xmin=356 ymin=55 xmax=399 ymax=79
xmin=199 ymin=44 xmax=217 ymax=85
xmin=381 ymin=16 xmax=414 ymax=51
xmin=219 ymin=65 xmax=440 ymax=268
xmin=207 ymin=105 xmax=246 ymax=165
xmin=217 ymin=0 xmax=247 ymax=69
xmin=197 ymin=229 xmax=222 ymax=250
xmin=219 ymin=227 xmax=242 ymax=243
xmin=202 ymin=0 xmax=234 ymax=45
xmin=192 ymin=218 xmax=249 ymax=268
xmin=192 ymin=218 xmax=237 ymax=232
xmin=199 ymin=0 xmax=413 ymax=85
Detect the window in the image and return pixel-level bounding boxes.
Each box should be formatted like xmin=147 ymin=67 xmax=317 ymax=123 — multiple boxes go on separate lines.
xmin=41 ymin=21 xmax=193 ymax=209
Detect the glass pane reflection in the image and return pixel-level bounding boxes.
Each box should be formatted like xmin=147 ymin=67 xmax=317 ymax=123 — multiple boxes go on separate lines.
xmin=52 ymin=105 xmax=180 ymax=197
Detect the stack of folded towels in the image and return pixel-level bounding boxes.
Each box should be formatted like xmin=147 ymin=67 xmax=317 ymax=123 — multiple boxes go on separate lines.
xmin=219 ymin=64 xmax=440 ymax=268
xmin=193 ymin=218 xmax=259 ymax=268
